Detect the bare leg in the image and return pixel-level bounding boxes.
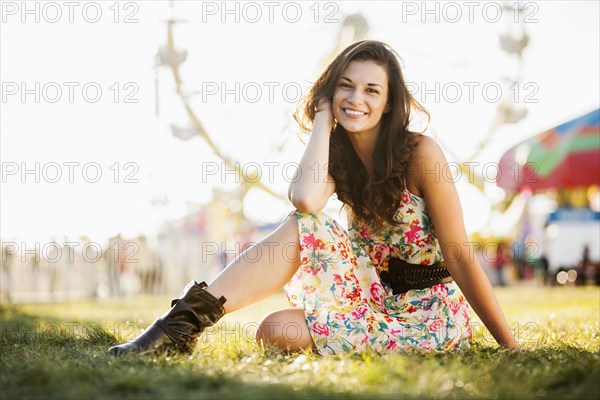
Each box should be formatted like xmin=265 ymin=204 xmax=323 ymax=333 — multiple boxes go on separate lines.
xmin=205 ymin=213 xmax=300 ymax=313
xmin=256 ymin=308 xmax=316 ymax=352
xmin=107 ymin=213 xmax=309 ymax=356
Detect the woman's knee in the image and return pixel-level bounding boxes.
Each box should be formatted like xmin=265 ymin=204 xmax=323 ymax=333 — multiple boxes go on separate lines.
xmin=255 ymin=309 xmax=314 ymax=352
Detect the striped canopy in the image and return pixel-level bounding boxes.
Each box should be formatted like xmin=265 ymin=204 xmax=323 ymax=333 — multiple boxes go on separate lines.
xmin=496 ymin=109 xmax=600 ymax=191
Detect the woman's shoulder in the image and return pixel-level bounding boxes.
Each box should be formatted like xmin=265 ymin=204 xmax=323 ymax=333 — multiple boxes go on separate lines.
xmin=410 ymin=134 xmax=445 ymax=163
xmin=405 ymin=135 xmax=448 ymax=196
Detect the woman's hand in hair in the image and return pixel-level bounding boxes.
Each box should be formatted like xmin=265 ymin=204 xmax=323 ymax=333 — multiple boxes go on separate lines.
xmin=314 ymin=97 xmax=334 ymax=133
xmin=288 ymin=98 xmax=336 ymax=212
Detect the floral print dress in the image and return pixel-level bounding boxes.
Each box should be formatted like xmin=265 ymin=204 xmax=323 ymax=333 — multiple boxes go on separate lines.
xmin=284 ymin=189 xmax=472 ymax=356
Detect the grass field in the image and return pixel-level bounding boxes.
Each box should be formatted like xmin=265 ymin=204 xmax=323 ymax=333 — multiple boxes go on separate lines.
xmin=1 ymin=286 xmax=599 ymax=399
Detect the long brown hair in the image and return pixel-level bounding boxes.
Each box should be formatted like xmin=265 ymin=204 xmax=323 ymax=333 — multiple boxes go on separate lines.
xmin=294 ymin=40 xmax=429 ymax=230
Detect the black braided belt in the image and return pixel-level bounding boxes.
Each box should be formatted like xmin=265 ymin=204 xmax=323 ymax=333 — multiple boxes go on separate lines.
xmin=378 ymin=258 xmax=454 ymax=295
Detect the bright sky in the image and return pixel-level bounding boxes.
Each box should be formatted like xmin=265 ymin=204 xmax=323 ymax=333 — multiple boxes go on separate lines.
xmin=1 ymin=1 xmax=599 ymax=244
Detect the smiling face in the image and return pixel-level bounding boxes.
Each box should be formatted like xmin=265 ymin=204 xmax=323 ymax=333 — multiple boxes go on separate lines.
xmin=332 ymin=60 xmax=390 ymax=137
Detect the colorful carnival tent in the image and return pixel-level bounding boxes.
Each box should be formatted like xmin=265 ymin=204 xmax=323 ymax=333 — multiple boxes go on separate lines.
xmin=496 ymin=109 xmax=600 ymax=191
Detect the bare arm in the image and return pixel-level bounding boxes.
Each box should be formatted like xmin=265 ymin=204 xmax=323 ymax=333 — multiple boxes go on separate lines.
xmin=411 ymin=136 xmax=519 ymax=349
xmin=288 ymin=100 xmax=336 ymax=212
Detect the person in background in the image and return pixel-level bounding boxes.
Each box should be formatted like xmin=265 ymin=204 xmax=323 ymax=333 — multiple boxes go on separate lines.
xmin=492 ymin=241 xmax=509 ymax=287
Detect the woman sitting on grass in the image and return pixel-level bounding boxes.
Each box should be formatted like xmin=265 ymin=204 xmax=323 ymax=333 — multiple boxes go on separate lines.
xmin=109 ymin=40 xmax=519 ymax=356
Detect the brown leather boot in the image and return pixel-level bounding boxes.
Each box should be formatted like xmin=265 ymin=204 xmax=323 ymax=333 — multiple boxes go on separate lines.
xmin=108 ymin=281 xmax=226 ymax=356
